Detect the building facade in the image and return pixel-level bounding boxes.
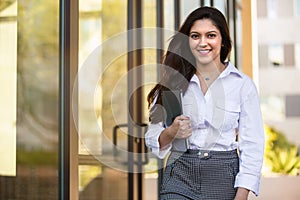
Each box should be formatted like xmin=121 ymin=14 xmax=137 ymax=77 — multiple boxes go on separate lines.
xmin=257 ymin=0 xmax=300 ymax=145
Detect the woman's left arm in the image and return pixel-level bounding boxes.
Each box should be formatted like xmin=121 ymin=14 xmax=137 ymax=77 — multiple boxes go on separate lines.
xmin=234 ymin=78 xmax=265 ymax=196
xmin=234 ymin=187 xmax=249 ymax=200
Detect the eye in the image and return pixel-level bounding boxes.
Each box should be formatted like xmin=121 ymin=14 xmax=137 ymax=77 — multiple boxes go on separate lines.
xmin=207 ymin=33 xmax=217 ymax=38
xmin=190 ymin=33 xmax=200 ymax=40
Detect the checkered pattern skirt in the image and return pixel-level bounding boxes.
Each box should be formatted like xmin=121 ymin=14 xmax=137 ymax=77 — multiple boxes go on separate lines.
xmin=160 ymin=149 xmax=239 ymax=200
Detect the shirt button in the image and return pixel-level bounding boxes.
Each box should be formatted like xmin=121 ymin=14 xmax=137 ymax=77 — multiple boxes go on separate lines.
xmin=197 ymin=152 xmax=202 ymax=156
xmin=204 ymin=152 xmax=209 ymax=157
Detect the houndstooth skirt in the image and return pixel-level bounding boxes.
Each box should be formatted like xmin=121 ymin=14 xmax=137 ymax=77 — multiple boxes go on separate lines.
xmin=159 ymin=149 xmax=239 ymax=200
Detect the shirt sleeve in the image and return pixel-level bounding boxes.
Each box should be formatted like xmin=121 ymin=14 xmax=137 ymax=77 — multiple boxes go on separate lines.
xmin=145 ymin=122 xmax=172 ymax=159
xmin=234 ymin=78 xmax=265 ymax=196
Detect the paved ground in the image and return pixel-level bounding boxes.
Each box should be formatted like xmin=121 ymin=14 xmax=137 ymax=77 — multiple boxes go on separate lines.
xmin=79 ymin=169 xmax=300 ymax=200
xmin=248 ymin=176 xmax=300 ymax=200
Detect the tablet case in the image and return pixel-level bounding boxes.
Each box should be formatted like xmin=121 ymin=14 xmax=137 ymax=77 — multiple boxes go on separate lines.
xmin=162 ymin=90 xmax=189 ymax=151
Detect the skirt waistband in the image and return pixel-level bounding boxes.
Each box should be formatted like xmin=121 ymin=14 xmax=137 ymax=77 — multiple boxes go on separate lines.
xmin=171 ymin=149 xmax=238 ymax=159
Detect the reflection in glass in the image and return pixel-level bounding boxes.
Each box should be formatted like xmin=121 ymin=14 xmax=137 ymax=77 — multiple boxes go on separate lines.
xmin=78 ymin=0 xmax=129 ymax=199
xmin=0 ymin=0 xmax=59 ymax=199
xmin=0 ymin=0 xmax=17 ymax=177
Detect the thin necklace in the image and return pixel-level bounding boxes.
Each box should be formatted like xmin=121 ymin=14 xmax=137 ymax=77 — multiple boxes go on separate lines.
xmin=203 ymin=72 xmax=218 ymax=82
xmin=202 ymin=64 xmax=226 ymax=82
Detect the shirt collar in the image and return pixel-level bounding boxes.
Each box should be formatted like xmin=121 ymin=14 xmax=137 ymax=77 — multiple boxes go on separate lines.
xmin=190 ymin=73 xmax=200 ymax=86
xmin=219 ymin=61 xmax=243 ymax=78
xmin=190 ymin=61 xmax=242 ymax=84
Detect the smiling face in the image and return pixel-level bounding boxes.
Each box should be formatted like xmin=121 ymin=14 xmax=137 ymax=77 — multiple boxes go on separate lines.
xmin=189 ymin=19 xmax=223 ymax=69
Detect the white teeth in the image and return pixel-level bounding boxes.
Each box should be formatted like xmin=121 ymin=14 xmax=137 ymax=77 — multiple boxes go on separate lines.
xmin=198 ymin=49 xmax=210 ymax=54
xmin=199 ymin=49 xmax=209 ymax=52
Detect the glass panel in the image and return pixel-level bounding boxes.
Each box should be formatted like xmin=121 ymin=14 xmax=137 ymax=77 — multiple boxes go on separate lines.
xmin=181 ymin=0 xmax=199 ymax=22
xmin=214 ymin=0 xmax=226 ymax=14
xmin=0 ymin=0 xmax=59 ymax=199
xmin=143 ymin=1 xmax=158 ymax=200
xmin=286 ymin=95 xmax=300 ymax=117
xmin=0 ymin=0 xmax=17 ymax=177
xmin=78 ymin=0 xmax=128 ymax=199
xmin=269 ymin=44 xmax=284 ymax=67
xmin=164 ymin=0 xmax=174 ymax=30
xmin=296 ymin=0 xmax=300 ymax=16
xmin=267 ymin=0 xmax=278 ymax=18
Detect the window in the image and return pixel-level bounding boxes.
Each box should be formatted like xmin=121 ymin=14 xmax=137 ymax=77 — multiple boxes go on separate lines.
xmin=286 ymin=95 xmax=300 ymax=117
xmin=295 ymin=0 xmax=300 ymax=17
xmin=0 ymin=0 xmax=60 ymax=199
xmin=261 ymin=95 xmax=285 ymax=121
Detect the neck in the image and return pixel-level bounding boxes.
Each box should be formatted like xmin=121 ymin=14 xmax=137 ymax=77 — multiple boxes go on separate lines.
xmin=196 ymin=62 xmax=225 ymax=76
xmin=196 ymin=61 xmax=225 ymax=73
xmin=195 ymin=62 xmax=227 ymax=85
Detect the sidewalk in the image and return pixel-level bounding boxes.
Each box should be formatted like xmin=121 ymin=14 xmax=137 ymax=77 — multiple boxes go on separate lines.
xmin=248 ymin=176 xmax=300 ymax=200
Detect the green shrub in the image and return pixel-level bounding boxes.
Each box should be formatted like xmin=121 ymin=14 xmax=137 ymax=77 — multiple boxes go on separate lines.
xmin=264 ymin=125 xmax=300 ymax=175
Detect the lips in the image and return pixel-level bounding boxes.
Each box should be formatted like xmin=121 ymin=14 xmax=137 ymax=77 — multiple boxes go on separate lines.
xmin=197 ymin=49 xmax=211 ymax=55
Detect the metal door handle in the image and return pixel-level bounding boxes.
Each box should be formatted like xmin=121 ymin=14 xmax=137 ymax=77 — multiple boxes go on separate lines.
xmin=112 ymin=123 xmax=149 ymax=165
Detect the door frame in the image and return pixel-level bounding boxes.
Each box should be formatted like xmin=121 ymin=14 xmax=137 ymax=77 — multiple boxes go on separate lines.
xmin=58 ymin=0 xmax=242 ymax=199
xmin=59 ymin=0 xmax=79 ymax=200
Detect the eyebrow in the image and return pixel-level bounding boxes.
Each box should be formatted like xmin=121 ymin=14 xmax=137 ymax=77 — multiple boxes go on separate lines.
xmin=189 ymin=30 xmax=218 ymax=34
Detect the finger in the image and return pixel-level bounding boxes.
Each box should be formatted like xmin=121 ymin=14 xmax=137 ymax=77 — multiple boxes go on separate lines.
xmin=180 ymin=120 xmax=192 ymax=128
xmin=180 ymin=115 xmax=190 ymax=120
xmin=174 ymin=115 xmax=183 ymax=123
xmin=177 ymin=129 xmax=192 ymax=139
xmin=180 ymin=123 xmax=190 ymax=130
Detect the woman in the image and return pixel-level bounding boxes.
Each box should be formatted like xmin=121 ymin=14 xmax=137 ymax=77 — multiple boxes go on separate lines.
xmin=145 ymin=7 xmax=265 ymax=200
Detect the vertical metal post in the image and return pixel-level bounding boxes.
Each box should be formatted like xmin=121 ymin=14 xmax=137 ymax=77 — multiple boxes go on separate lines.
xmin=226 ymin=0 xmax=238 ymax=66
xmin=232 ymin=0 xmax=238 ymax=66
xmin=226 ymin=0 xmax=230 ymax=27
xmin=156 ymin=0 xmax=164 ymax=80
xmin=59 ymin=1 xmax=70 ymax=198
xmin=59 ymin=0 xmax=78 ymax=199
xmin=174 ymin=0 xmax=181 ymax=30
xmin=127 ymin=0 xmax=134 ymax=196
xmin=200 ymin=0 xmax=205 ymax=7
xmin=156 ymin=1 xmax=164 ymax=198
xmin=127 ymin=0 xmax=143 ymax=199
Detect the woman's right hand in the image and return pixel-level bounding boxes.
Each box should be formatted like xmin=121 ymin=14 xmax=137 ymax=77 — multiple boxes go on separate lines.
xmin=159 ymin=115 xmax=192 ymax=149
xmin=168 ymin=115 xmax=193 ymax=139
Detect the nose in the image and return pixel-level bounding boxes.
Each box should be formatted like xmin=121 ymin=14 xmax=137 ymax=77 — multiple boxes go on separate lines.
xmin=198 ymin=36 xmax=207 ymax=47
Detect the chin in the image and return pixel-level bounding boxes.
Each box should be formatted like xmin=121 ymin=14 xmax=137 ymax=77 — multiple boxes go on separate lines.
xmin=197 ymin=60 xmax=213 ymax=66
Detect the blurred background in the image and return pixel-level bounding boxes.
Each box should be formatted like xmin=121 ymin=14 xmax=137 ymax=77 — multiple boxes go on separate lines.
xmin=0 ymin=0 xmax=299 ymax=199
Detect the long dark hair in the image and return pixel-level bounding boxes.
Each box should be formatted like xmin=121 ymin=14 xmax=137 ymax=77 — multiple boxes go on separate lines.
xmin=147 ymin=6 xmax=232 ymax=110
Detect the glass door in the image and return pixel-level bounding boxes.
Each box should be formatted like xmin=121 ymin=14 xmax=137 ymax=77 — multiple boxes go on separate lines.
xmin=76 ymin=1 xmax=162 ymax=200
xmin=77 ymin=1 xmax=145 ymax=199
xmin=0 ymin=0 xmax=60 ymax=199
xmin=76 ymin=1 xmax=239 ymax=200
xmin=77 ymin=0 xmax=127 ymax=198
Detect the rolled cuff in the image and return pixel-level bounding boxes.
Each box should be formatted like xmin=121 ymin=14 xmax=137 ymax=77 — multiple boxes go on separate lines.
xmin=145 ymin=123 xmax=172 ymax=159
xmin=234 ymin=172 xmax=261 ymax=196
xmin=151 ymin=144 xmax=172 ymax=159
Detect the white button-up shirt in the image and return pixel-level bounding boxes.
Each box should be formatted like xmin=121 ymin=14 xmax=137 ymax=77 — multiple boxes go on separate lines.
xmin=145 ymin=62 xmax=265 ymax=195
